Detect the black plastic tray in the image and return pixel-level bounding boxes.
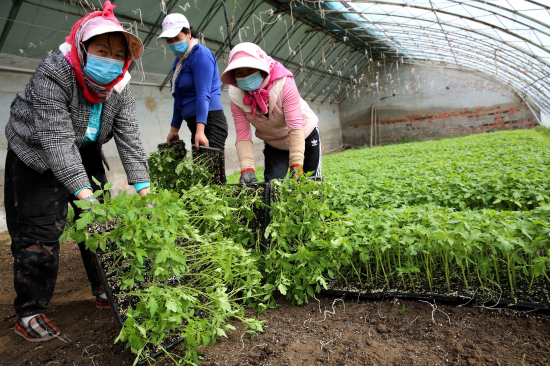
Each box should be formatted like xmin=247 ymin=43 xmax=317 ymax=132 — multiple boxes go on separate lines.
xmin=92 ymin=231 xmax=185 ymax=365
xmin=192 ymin=146 xmax=226 ymax=185
xmin=157 ymin=140 xmax=187 ymax=159
xmin=227 ymin=183 xmax=270 ymax=252
xmin=321 ymin=250 xmax=550 ymax=312
xmin=321 ymin=286 xmax=550 ymax=312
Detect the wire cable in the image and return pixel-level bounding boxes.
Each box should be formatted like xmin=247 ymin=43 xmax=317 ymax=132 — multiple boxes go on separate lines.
xmin=220 ymin=0 xmax=233 ymax=50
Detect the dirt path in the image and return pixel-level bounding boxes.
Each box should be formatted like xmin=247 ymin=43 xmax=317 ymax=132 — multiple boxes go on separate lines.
xmin=1 ymin=237 xmax=549 ymax=365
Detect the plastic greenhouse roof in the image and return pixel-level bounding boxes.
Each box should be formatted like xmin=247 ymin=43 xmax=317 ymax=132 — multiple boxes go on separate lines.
xmin=316 ymin=0 xmax=550 ymax=112
xmin=0 ymin=0 xmax=548 ymax=112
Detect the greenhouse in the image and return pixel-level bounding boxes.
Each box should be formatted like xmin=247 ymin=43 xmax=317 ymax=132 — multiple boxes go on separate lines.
xmin=0 ymin=0 xmax=549 ymax=365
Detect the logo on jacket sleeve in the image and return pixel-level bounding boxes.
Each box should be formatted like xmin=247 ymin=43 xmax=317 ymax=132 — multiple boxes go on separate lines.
xmin=311 ymin=139 xmax=318 ymax=147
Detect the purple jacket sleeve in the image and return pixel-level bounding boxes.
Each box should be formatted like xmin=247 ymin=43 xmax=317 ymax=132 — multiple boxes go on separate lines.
xmin=190 ymin=49 xmax=214 ymax=125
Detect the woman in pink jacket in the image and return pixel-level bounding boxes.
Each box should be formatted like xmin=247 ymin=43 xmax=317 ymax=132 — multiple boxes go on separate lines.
xmin=220 ymin=43 xmax=321 ymax=185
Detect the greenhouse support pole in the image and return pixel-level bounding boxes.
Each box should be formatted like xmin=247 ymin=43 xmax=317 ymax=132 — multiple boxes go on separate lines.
xmin=378 ymin=115 xmax=381 ymax=145
xmin=0 ymin=0 xmax=23 ymax=52
xmin=370 ymin=106 xmax=374 ymax=148
xmin=374 ymin=108 xmax=378 ymax=146
xmin=520 ymin=95 xmax=542 ymax=125
xmin=221 ymin=0 xmax=232 ymax=50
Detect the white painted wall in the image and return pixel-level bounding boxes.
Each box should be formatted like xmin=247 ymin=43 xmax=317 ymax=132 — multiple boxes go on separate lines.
xmin=340 ymin=63 xmax=523 ymax=128
xmin=338 ymin=63 xmax=538 ymax=146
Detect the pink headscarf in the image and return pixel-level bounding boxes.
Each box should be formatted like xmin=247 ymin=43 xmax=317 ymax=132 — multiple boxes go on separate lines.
xmin=62 ymin=1 xmax=142 ymax=103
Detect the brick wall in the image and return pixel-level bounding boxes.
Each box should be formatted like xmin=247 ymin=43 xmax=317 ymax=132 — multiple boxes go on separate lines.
xmin=342 ymin=105 xmax=537 ymax=147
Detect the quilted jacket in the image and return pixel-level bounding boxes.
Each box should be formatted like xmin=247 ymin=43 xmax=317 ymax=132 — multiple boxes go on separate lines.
xmin=6 ymin=51 xmax=149 ymax=194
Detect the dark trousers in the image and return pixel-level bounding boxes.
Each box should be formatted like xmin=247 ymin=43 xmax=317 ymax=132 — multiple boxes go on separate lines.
xmin=5 ymin=145 xmax=107 ymax=317
xmin=185 ymin=109 xmax=228 ymax=150
xmin=263 ymin=126 xmax=322 ymax=182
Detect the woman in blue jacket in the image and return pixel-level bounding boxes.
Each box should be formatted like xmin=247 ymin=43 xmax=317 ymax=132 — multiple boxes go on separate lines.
xmin=159 ymin=13 xmax=228 ymax=149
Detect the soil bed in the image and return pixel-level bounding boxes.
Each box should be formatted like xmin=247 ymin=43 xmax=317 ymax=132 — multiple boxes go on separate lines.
xmin=1 ymin=237 xmax=550 ymax=365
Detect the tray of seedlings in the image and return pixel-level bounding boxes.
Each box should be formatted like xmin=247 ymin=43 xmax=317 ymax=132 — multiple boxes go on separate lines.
xmin=321 ymin=238 xmax=550 ymax=311
xmin=90 ymin=220 xmax=220 ymax=364
xmin=192 ymin=146 xmax=226 ymax=185
xmin=151 ymin=141 xmax=225 ymax=191
xmin=90 ymin=221 xmax=189 ymax=365
xmin=224 ymin=183 xmax=271 ymax=251
xmin=310 ymin=205 xmax=550 ymax=311
xmin=150 ymin=140 xmax=190 ymax=192
xmin=157 ymin=140 xmax=187 ymax=159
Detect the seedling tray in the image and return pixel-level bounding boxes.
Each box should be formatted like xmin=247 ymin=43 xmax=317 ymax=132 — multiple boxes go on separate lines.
xmin=227 ymin=183 xmax=270 ymax=251
xmin=192 ymin=146 xmax=226 ymax=184
xmin=322 ymin=274 xmax=550 ymax=312
xmin=321 ymin=288 xmax=550 ymax=311
xmin=157 ymin=140 xmax=187 ymax=159
xmin=90 ymin=224 xmax=186 ymax=365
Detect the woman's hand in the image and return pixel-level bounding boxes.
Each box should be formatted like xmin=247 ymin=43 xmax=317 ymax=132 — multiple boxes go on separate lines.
xmin=167 ymin=126 xmax=180 ymax=146
xmin=137 ymin=187 xmax=150 ymax=196
xmin=195 ymin=122 xmax=209 ymax=150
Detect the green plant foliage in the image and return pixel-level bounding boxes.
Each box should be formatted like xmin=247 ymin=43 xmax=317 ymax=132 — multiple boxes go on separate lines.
xmin=67 ymin=129 xmax=550 ymax=364
xmin=266 ymin=187 xmax=550 ymax=304
xmin=534 ymin=125 xmax=550 ymax=139
xmin=68 ymin=185 xmax=269 ymax=365
xmin=148 ymin=149 xmax=214 ymax=192
xmin=396 ymin=135 xmax=421 ymax=144
xmin=324 ymin=130 xmax=550 ymax=211
xmin=263 ymin=178 xmax=333 ymax=305
xmin=259 ymin=130 xmax=550 ymax=307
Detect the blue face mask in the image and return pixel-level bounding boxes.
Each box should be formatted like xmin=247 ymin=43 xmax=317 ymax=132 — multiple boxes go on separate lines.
xmin=83 ymin=53 xmax=124 ymax=85
xmin=169 ymin=40 xmax=189 ymax=55
xmin=236 ymin=71 xmax=264 ymax=91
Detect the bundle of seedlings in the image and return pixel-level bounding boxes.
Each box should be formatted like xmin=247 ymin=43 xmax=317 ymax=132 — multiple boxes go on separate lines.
xmin=263 ymin=177 xmax=334 ymax=304
xmin=217 ymin=183 xmax=270 ymax=250
xmin=192 ymin=146 xmax=226 ymax=185
xmin=68 ymin=185 xmax=266 ymax=365
xmin=148 ymin=144 xmax=215 ymax=192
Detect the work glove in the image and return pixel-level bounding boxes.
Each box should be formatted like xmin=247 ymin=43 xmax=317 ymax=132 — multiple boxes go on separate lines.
xmin=289 ymin=164 xmax=303 ymax=180
xmin=81 ymin=194 xmax=99 ymax=212
xmin=239 ymin=169 xmax=257 ymax=186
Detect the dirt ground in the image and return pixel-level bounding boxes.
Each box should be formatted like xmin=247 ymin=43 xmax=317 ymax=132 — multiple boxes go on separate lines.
xmin=1 ymin=237 xmax=550 ymax=366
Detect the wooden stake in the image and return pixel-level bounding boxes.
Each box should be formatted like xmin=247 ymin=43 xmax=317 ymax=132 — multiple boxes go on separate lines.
xmin=378 ymin=114 xmax=381 ymax=146
xmin=374 ymin=109 xmax=378 ymax=146
xmin=370 ymin=105 xmax=374 ymax=148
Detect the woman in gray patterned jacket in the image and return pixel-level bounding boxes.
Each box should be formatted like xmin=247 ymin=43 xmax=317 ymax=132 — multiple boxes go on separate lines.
xmin=5 ymin=1 xmax=150 ymax=341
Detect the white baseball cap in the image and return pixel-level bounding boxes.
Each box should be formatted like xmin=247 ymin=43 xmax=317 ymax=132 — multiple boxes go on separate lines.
xmin=157 ymin=13 xmax=190 ymax=40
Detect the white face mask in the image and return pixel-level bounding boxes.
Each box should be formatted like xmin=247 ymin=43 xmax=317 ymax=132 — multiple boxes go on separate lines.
xmin=82 ymin=48 xmax=124 ymax=85
xmin=235 ymin=71 xmax=264 ymax=91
